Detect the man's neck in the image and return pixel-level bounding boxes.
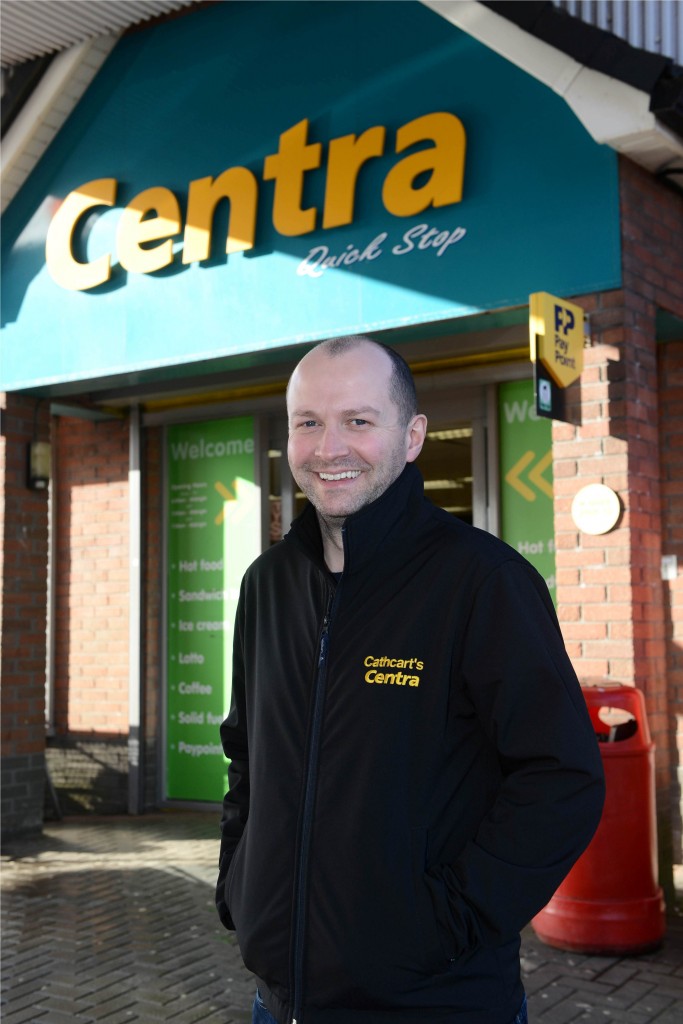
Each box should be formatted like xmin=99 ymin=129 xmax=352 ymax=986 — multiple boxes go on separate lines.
xmin=317 ymin=512 xmax=345 ymax=573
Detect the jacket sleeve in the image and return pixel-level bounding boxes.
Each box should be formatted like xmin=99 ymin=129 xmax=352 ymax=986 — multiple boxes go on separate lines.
xmin=215 ymin=585 xmax=250 ymax=931
xmin=429 ymin=559 xmax=605 ymax=954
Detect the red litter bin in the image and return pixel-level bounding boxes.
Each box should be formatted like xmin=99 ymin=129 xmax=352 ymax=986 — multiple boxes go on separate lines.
xmin=532 ymin=680 xmax=666 ymax=954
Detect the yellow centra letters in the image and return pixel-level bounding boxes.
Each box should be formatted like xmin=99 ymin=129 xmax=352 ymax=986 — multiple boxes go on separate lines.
xmin=45 ymin=110 xmax=467 ymax=291
xmin=117 ymin=186 xmax=181 ymax=274
xmin=323 ymin=126 xmax=386 ymax=229
xmin=263 ymin=119 xmax=322 ymax=236
xmin=363 ymin=655 xmax=422 ymax=688
xmin=45 ymin=178 xmax=117 ymax=291
xmin=183 ymin=168 xmax=259 ymax=263
xmin=382 ymin=112 xmax=466 ymax=217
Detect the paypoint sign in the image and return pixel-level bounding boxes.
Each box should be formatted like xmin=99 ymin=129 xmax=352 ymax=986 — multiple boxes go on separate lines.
xmin=530 ymin=292 xmax=585 ymax=420
xmin=530 ymin=291 xmax=585 ymax=387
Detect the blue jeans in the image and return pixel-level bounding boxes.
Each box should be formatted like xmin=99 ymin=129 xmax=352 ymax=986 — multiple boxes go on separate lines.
xmin=252 ymin=990 xmax=528 ymax=1023
xmin=514 ymin=996 xmax=528 ymax=1024
xmin=252 ymin=991 xmax=279 ymax=1024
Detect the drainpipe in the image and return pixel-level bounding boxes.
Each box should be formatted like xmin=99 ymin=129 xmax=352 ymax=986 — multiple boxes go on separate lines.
xmin=128 ymin=405 xmax=144 ymax=814
xmin=45 ymin=419 xmax=56 ymax=736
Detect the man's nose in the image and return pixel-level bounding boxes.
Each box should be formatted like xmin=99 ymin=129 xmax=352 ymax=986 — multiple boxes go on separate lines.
xmin=315 ymin=425 xmax=349 ymax=460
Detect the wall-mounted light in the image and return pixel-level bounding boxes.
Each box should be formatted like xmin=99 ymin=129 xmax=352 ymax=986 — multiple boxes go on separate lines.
xmin=27 ymin=439 xmax=51 ymax=490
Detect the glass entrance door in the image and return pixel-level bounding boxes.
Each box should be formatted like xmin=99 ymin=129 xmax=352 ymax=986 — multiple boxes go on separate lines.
xmin=417 ymin=382 xmax=495 ymax=534
xmin=420 ymin=424 xmax=473 ymax=524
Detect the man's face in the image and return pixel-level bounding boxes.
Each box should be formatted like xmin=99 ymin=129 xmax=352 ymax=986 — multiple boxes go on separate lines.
xmin=287 ymin=343 xmax=426 ymax=522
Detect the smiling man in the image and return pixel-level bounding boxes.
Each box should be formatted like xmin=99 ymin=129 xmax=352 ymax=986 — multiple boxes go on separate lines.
xmin=286 ymin=340 xmax=427 ymax=570
xmin=216 ymin=336 xmax=604 ymax=1024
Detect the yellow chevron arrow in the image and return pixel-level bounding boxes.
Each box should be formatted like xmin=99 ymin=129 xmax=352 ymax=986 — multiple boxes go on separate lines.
xmin=505 ymin=449 xmax=552 ymax=502
xmin=505 ymin=451 xmax=536 ymax=501
xmin=214 ymin=479 xmax=237 ymax=524
xmin=528 ymin=450 xmax=553 ymax=499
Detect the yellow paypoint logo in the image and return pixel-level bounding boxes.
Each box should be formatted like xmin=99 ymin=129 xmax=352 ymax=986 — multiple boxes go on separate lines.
xmin=529 ymin=292 xmax=585 ymax=388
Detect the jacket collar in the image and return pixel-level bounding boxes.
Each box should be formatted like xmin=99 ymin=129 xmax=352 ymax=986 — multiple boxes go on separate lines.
xmin=285 ymin=463 xmax=425 ymax=576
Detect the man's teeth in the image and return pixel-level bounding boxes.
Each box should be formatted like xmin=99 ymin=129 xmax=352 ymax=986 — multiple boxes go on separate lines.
xmin=318 ymin=470 xmax=361 ymax=480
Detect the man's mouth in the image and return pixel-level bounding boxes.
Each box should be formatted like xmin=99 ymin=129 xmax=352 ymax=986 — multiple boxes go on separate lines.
xmin=318 ymin=470 xmax=361 ymax=481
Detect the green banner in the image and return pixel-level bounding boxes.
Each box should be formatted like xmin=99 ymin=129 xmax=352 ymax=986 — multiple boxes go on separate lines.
xmin=498 ymin=381 xmax=556 ymax=604
xmin=166 ymin=417 xmax=260 ymax=801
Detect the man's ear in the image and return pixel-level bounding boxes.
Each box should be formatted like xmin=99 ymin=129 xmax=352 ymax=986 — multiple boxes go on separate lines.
xmin=406 ymin=414 xmax=428 ymax=463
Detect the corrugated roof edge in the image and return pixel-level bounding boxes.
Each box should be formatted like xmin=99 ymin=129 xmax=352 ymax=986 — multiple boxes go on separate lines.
xmin=483 ymin=0 xmax=683 ymax=136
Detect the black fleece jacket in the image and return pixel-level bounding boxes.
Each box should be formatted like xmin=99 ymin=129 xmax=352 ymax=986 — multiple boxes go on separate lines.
xmin=217 ymin=464 xmax=605 ymax=1024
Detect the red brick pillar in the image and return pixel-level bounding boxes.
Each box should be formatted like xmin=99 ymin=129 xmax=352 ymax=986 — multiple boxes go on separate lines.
xmin=553 ymin=158 xmax=683 ymax=894
xmin=552 ymin=290 xmax=661 ymax=686
xmin=0 ymin=393 xmax=50 ymax=834
xmin=659 ymin=341 xmax=683 ymax=861
xmin=553 ymin=290 xmax=672 ymax=885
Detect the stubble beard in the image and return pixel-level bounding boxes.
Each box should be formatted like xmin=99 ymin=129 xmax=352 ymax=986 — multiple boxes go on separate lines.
xmin=296 ymin=450 xmax=406 ymax=529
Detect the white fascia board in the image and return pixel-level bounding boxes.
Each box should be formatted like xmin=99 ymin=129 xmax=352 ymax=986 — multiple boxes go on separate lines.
xmin=421 ymin=0 xmax=683 ymax=174
xmin=1 ymin=35 xmax=118 ymax=212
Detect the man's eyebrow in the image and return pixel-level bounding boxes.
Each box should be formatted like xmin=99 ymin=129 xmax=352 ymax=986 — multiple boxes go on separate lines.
xmin=289 ymin=406 xmax=382 ymax=418
xmin=341 ymin=406 xmax=381 ymax=417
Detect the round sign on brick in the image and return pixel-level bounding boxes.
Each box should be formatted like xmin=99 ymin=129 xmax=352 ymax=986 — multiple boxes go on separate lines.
xmin=571 ymin=483 xmax=621 ymax=535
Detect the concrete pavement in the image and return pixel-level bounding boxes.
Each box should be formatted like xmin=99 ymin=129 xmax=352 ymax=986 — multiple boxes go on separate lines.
xmin=2 ymin=812 xmax=682 ymax=1023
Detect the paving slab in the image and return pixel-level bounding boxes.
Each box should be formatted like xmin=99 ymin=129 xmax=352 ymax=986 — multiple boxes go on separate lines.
xmin=2 ymin=813 xmax=682 ymax=1023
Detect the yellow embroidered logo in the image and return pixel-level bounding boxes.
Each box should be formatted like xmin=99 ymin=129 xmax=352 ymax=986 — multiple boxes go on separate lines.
xmin=363 ymin=655 xmax=423 ymax=688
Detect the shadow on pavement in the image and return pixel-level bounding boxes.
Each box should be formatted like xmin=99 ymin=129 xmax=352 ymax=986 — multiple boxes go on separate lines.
xmin=2 ymin=814 xmax=683 ymax=1024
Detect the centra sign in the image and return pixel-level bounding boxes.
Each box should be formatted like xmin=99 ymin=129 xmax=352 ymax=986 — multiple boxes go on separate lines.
xmin=46 ymin=111 xmax=466 ymax=292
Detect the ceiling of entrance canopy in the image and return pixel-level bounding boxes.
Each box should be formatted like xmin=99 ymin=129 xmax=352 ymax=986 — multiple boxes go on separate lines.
xmin=0 ymin=0 xmax=201 ymax=67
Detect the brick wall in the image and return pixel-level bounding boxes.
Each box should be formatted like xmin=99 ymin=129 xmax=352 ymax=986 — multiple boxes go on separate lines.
xmin=553 ymin=158 xmax=683 ymax=884
xmin=0 ymin=393 xmax=50 ymax=834
xmin=622 ymin=161 xmax=683 ymax=874
xmin=50 ymin=413 xmax=130 ymax=812
xmin=659 ymin=339 xmax=683 ymax=857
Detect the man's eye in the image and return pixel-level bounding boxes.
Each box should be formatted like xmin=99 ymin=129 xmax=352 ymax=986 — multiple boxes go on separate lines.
xmin=350 ymin=418 xmax=369 ymax=427
xmin=301 ymin=420 xmax=318 ymax=428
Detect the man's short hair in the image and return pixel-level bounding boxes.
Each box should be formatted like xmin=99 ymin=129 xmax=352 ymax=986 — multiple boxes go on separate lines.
xmin=314 ymin=335 xmax=418 ymax=427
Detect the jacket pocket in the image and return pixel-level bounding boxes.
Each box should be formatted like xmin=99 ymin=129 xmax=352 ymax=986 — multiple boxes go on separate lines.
xmin=411 ymin=827 xmax=454 ymax=973
xmin=225 ymin=824 xmax=248 ymax=922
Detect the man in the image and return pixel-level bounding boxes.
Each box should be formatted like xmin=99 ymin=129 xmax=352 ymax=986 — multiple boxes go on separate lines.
xmin=217 ymin=336 xmax=604 ymax=1024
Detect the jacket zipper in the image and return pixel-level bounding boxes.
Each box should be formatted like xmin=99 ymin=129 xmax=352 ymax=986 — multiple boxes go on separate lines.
xmin=290 ymin=581 xmax=338 ymax=1024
